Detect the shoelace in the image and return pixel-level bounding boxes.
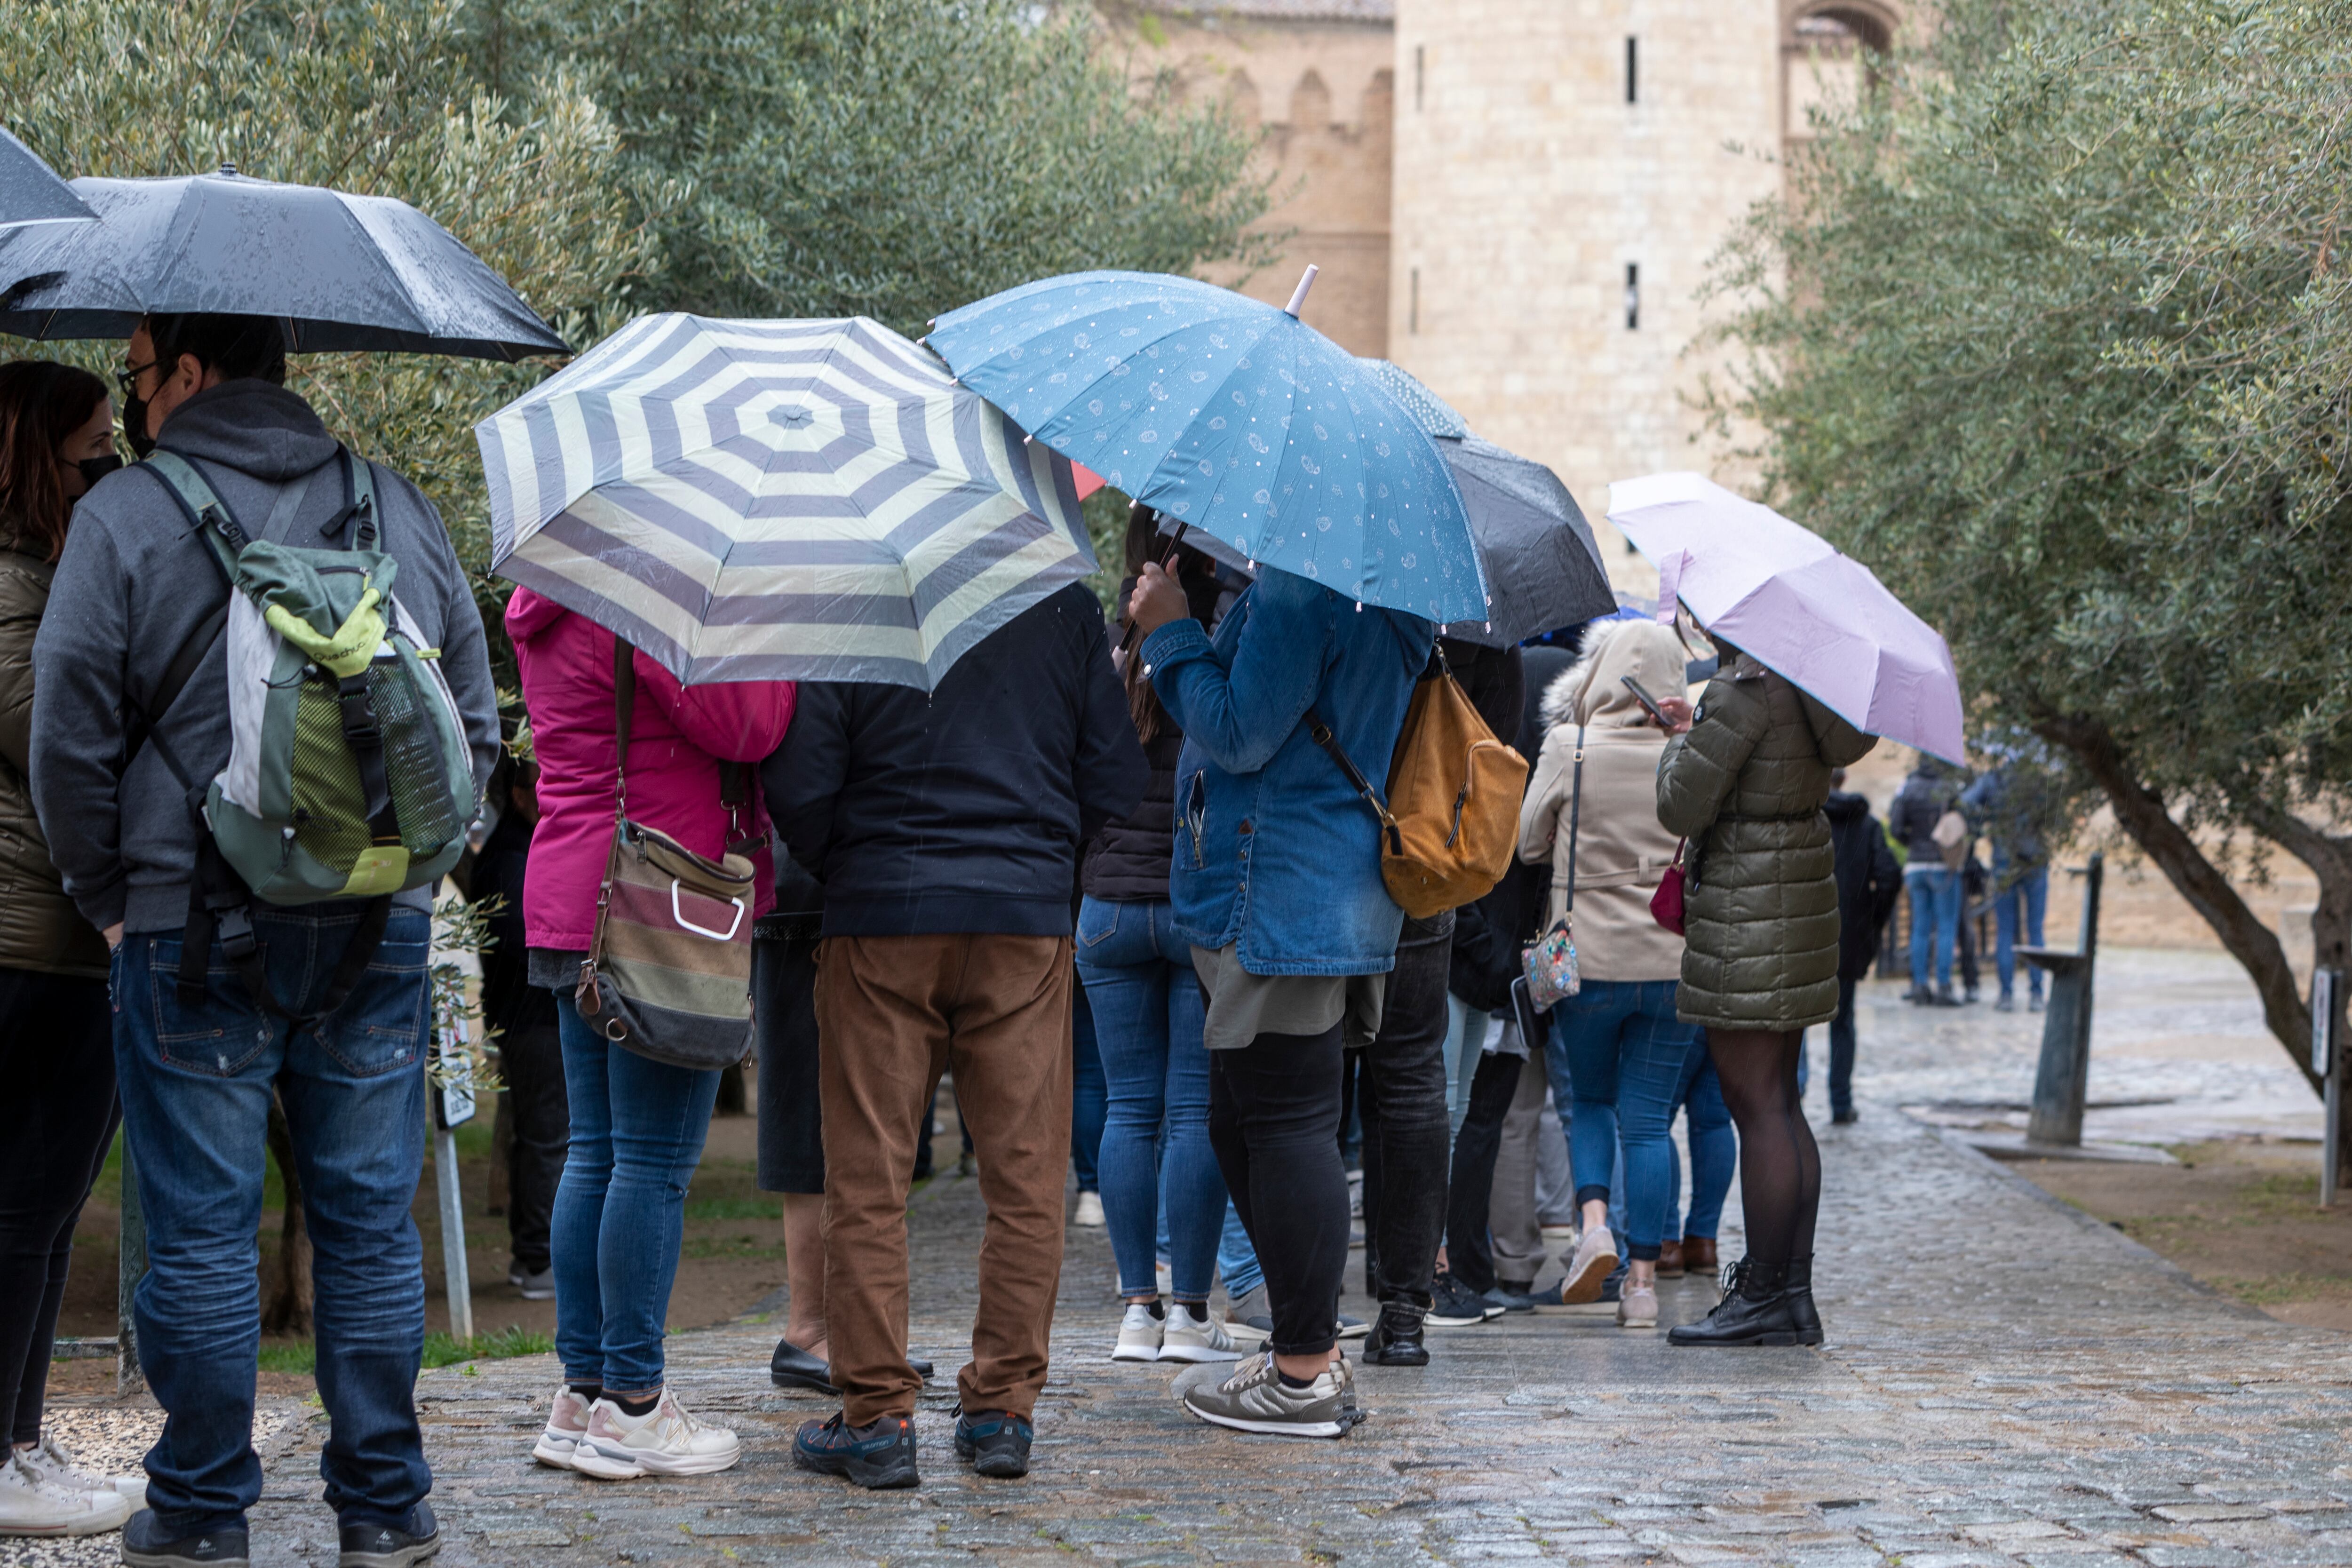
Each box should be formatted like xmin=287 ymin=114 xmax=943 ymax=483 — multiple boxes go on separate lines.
xmin=1718 ymin=1258 xmax=1748 ymax=1300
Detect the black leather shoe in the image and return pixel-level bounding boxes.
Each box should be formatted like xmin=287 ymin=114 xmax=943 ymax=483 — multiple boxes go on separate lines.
xmin=1362 ymin=1302 xmax=1430 ymax=1367
xmin=952 ymin=1406 xmax=1033 ymax=1478
xmin=1667 ymin=1259 xmax=1821 ymax=1347
xmin=1783 ymin=1256 xmax=1824 ymax=1343
xmin=794 ymin=1412 xmax=920 ymax=1489
xmin=122 ymin=1512 xmax=250 ymax=1568
xmin=337 ymin=1504 xmax=440 ymax=1568
xmin=770 ymin=1337 xmax=837 ymax=1394
xmin=771 ymin=1338 xmax=934 ymax=1393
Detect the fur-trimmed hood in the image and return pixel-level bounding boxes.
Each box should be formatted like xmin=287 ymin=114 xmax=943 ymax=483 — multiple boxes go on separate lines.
xmin=1539 ymin=617 xmax=1694 ymax=732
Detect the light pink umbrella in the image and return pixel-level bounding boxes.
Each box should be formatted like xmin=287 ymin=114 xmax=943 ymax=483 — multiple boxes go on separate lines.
xmin=1607 ymin=471 xmax=1965 ymax=763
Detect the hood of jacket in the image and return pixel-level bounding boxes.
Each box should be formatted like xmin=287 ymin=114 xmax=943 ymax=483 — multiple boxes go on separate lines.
xmin=1539 ymin=617 xmax=1692 ymax=732
xmin=505 ymin=582 xmax=568 ymax=641
xmin=1824 ymin=789 xmax=1869 ymax=824
xmin=155 ymin=379 xmax=341 ymax=481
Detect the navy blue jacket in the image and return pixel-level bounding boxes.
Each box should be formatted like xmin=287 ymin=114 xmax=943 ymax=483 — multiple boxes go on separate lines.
xmin=1144 ymin=569 xmax=1430 ymax=976
xmin=764 ymin=584 xmax=1148 ymax=938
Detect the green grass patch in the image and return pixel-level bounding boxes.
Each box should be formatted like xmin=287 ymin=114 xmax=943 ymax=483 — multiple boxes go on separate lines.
xmin=682 ymin=1234 xmax=788 ymax=1261
xmin=259 ymin=1341 xmax=317 ymax=1375
xmin=683 ymin=1195 xmax=781 ymax=1222
xmin=424 ymin=1325 xmax=554 ymax=1369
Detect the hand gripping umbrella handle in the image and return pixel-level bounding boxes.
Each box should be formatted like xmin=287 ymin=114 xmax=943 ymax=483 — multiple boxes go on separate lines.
xmin=1117 ymin=521 xmax=1192 ymax=657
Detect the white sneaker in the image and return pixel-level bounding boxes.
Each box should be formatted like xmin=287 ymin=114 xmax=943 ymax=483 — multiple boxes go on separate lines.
xmin=16 ymin=1436 xmax=144 ymax=1505
xmin=1616 ymin=1282 xmax=1660 ymax=1329
xmin=532 ymin=1384 xmax=595 ymax=1469
xmin=569 ymin=1389 xmax=741 ymax=1480
xmin=1073 ymin=1191 xmax=1105 ymax=1226
xmin=0 ymin=1452 xmax=131 ymax=1537
xmin=1160 ymin=1303 xmax=1244 ymax=1363
xmin=1558 ymin=1225 xmax=1620 ymax=1305
xmin=1112 ymin=1302 xmax=1164 ymax=1362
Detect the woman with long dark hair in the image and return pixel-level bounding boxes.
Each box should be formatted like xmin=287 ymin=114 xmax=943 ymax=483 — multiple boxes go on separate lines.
xmin=0 ymin=360 xmax=142 ymax=1536
xmin=1653 ymin=632 xmax=1874 ymax=1346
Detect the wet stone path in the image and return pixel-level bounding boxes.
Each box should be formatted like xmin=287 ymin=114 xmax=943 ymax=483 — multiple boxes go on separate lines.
xmin=37 ymin=960 xmax=2352 ymax=1566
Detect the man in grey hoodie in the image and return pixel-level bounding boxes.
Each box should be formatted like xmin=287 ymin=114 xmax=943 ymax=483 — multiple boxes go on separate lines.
xmin=30 ymin=313 xmax=496 ymax=1568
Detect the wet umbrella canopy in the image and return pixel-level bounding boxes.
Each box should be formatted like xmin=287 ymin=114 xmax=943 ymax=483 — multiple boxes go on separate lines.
xmin=0 ymin=127 xmax=95 ymax=227
xmin=0 ymin=166 xmax=564 ymax=360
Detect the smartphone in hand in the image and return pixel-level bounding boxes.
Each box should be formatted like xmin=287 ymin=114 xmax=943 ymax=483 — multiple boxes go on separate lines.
xmin=1621 ymin=674 xmax=1672 ymax=728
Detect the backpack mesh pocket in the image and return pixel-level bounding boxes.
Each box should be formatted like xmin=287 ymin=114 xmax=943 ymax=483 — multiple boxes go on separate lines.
xmin=290 ymin=677 xmax=370 ymax=874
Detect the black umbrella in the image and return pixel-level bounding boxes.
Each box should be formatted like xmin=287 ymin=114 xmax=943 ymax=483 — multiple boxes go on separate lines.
xmin=1356 ymin=360 xmax=1615 ymax=646
xmin=0 ymin=166 xmax=564 ymax=360
xmin=0 ymin=127 xmax=95 ymax=227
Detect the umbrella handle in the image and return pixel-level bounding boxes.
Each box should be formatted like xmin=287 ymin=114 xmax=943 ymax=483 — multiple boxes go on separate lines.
xmin=1116 ymin=521 xmax=1191 ymax=657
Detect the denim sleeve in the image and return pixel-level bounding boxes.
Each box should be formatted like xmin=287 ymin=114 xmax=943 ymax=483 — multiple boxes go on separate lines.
xmin=1142 ymin=575 xmax=1332 ymax=777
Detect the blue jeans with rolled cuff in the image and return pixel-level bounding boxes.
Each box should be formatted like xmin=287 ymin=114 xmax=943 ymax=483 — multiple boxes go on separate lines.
xmin=111 ymin=906 xmax=434 ymax=1539
xmin=1549 ymin=979 xmax=1706 ymax=1261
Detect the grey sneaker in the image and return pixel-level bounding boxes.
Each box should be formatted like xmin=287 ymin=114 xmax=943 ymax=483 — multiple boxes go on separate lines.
xmin=1222 ymin=1284 xmax=1272 ymax=1347
xmin=1181 ymin=1353 xmax=1364 ymax=1438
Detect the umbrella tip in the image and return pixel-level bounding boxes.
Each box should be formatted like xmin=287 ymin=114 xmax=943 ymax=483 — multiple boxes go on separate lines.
xmin=219 ymin=161 xmax=237 ymax=177
xmin=1283 ymin=265 xmax=1320 ymax=318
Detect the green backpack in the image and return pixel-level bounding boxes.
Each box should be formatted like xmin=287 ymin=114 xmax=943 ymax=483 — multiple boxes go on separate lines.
xmin=141 ymin=448 xmax=476 ymax=1017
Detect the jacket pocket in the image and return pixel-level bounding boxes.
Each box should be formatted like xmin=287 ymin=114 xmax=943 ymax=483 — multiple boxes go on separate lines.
xmin=1180 ymin=772 xmax=1208 ymax=871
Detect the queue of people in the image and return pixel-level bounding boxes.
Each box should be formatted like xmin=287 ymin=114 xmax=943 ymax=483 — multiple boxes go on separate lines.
xmin=0 ymin=316 xmax=2012 ymax=1548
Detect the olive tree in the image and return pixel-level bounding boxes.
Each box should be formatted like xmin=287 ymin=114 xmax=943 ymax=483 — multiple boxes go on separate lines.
xmin=1 ymin=0 xmax=660 ymax=578
xmin=1713 ymin=0 xmax=2352 ymax=1100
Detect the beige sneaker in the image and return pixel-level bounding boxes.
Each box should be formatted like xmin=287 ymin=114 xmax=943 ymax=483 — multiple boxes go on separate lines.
xmin=0 ymin=1451 xmax=131 ymax=1537
xmin=571 ymin=1389 xmax=741 ymax=1480
xmin=1616 ymin=1282 xmax=1659 ymax=1329
xmin=1557 ymin=1226 xmax=1620 ymax=1305
xmin=1160 ymin=1303 xmax=1244 ymax=1363
xmin=532 ymin=1384 xmax=596 ymax=1469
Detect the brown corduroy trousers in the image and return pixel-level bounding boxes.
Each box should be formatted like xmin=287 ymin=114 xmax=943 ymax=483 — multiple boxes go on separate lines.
xmin=813 ymin=932 xmax=1073 ymax=1426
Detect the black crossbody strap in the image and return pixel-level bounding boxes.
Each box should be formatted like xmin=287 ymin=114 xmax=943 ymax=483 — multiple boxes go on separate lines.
xmin=1306 ymin=705 xmax=1403 ymax=857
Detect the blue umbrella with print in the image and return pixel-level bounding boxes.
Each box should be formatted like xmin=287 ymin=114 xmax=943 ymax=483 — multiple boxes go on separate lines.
xmin=927 ymin=267 xmax=1488 ymax=625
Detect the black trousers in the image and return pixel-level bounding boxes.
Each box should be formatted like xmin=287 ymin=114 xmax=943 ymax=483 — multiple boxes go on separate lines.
xmin=754 ymin=930 xmax=826 ymax=1194
xmin=499 ymin=1017 xmax=569 ymax=1274
xmin=0 ymin=967 xmax=118 ymax=1444
xmin=1828 ymin=976 xmax=1859 ymax=1121
xmin=1442 ymin=1048 xmax=1525 ymax=1294
xmin=1209 ymin=1023 xmax=1347 ymax=1358
xmin=1351 ymin=912 xmax=1455 ymax=1310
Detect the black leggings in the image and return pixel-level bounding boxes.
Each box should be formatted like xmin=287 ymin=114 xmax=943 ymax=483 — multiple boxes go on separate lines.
xmin=1706 ymin=1029 xmax=1818 ymax=1268
xmin=1208 ymin=1023 xmax=1347 ymax=1357
xmin=0 ymin=967 xmax=119 ymax=1446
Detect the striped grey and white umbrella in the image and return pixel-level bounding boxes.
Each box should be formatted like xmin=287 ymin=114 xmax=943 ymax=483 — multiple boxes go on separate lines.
xmin=477 ymin=312 xmax=1097 ymax=690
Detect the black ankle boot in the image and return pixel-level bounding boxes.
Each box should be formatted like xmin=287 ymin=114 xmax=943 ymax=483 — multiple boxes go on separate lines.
xmin=1363 ymin=1301 xmax=1430 ymax=1367
xmin=1666 ymin=1258 xmax=1819 ymax=1347
xmin=1783 ymin=1257 xmax=1823 ymax=1343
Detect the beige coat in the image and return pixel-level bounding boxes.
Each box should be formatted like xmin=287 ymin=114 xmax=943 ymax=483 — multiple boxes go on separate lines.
xmin=1517 ymin=621 xmax=1690 ymax=983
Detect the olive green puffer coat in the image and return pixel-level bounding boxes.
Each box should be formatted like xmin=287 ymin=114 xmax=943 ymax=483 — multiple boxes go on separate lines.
xmin=0 ymin=534 xmax=108 ymax=979
xmin=1656 ymin=654 xmax=1875 ymax=1032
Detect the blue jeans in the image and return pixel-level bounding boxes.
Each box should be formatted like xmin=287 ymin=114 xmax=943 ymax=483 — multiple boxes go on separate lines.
xmin=1443 ymin=995 xmax=1485 ymax=1137
xmin=552 ymin=994 xmax=721 ymax=1393
xmin=112 ymin=907 xmax=432 ymax=1536
xmin=1680 ymin=1052 xmax=1735 ymax=1239
xmin=1549 ymin=979 xmax=1704 ymax=1260
xmin=1993 ymin=860 xmax=2050 ymax=999
xmin=1077 ymin=898 xmax=1225 ymax=1303
xmin=1071 ymin=977 xmax=1105 ymax=1191
xmin=1907 ymin=867 xmax=1963 ymax=991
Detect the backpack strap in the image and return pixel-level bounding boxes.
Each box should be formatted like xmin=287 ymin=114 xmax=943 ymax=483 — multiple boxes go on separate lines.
xmin=1305 ymin=706 xmax=1404 ymax=857
xmin=318 ymin=448 xmax=378 ymax=549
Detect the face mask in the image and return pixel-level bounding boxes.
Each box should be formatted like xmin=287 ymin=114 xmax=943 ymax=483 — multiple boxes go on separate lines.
xmin=122 ymin=394 xmax=155 ymax=458
xmin=77 ymin=454 xmax=123 ymax=488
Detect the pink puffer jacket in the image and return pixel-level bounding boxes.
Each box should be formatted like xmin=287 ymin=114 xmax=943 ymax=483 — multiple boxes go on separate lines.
xmin=508 ymin=588 xmax=796 ymax=951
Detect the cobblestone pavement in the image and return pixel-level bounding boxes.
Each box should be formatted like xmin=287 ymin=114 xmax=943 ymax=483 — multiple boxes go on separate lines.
xmin=32 ymin=954 xmax=2352 ymax=1567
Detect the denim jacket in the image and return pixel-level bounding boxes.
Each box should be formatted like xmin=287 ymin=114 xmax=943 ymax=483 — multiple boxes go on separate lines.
xmin=1143 ymin=569 xmax=1431 ymax=976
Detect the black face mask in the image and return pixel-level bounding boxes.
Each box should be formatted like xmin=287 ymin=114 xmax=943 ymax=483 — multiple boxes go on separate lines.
xmin=122 ymin=394 xmax=155 ymax=458
xmin=77 ymin=454 xmax=123 ymax=488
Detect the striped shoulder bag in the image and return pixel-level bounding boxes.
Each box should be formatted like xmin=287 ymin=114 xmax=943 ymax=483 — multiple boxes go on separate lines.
xmin=574 ymin=636 xmax=762 ymax=1069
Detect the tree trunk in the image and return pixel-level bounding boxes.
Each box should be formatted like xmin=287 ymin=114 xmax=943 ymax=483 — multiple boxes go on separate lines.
xmin=262 ymin=1092 xmax=313 ymax=1337
xmin=2036 ymin=712 xmax=2326 ymax=1096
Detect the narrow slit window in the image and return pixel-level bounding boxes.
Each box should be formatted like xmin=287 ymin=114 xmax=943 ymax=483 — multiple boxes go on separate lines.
xmin=1625 ymin=263 xmax=1640 ymax=330
xmin=1415 ymin=45 xmax=1426 ymax=111
xmin=1410 ymin=268 xmax=1421 ymax=334
xmin=1626 ymin=37 xmax=1638 ymax=104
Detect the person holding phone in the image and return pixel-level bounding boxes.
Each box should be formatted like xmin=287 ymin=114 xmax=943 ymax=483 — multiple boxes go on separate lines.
xmin=1516 ymin=618 xmax=1709 ymax=1330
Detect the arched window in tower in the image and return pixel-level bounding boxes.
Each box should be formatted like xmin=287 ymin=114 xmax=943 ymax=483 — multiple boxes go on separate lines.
xmin=1226 ymin=69 xmax=1262 ymax=135
xmin=1290 ymin=69 xmax=1332 ymax=131
xmin=1787 ymin=4 xmax=1897 ymax=138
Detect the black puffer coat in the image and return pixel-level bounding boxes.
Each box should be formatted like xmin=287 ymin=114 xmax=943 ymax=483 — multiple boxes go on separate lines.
xmin=1082 ymin=731 xmax=1182 ymax=903
xmin=1657 ymin=654 xmax=1875 ymax=1031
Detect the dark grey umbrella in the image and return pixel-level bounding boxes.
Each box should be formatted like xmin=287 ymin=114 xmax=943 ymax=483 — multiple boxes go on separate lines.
xmin=0 ymin=166 xmax=564 ymax=360
xmin=0 ymin=127 xmax=95 ymax=226
xmin=1356 ymin=359 xmax=1614 ymax=646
